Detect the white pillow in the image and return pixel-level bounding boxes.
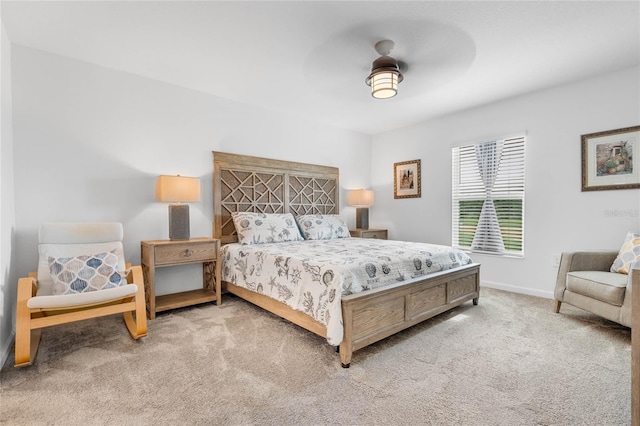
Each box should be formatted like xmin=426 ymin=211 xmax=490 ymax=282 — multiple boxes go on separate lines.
xmin=48 ymin=250 xmax=127 ymax=295
xmin=296 ymin=214 xmax=351 ymax=240
xmin=232 ymin=212 xmax=304 ymax=245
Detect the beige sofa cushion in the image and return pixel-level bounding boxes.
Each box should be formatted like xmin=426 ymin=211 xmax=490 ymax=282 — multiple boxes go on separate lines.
xmin=566 ymin=271 xmax=627 ymax=306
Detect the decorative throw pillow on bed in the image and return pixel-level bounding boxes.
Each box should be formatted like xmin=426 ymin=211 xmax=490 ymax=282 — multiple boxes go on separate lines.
xmin=232 ymin=212 xmax=304 ymax=245
xmin=48 ymin=249 xmax=128 ymax=295
xmin=296 ymin=214 xmax=351 ymax=240
xmin=610 ymin=231 xmax=640 ymax=274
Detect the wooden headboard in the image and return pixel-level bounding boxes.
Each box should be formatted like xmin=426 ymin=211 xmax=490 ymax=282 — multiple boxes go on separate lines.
xmin=212 ymin=151 xmax=340 ymax=244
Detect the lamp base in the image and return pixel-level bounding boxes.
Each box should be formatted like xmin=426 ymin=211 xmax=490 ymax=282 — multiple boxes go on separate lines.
xmin=355 ymin=207 xmax=369 ymax=230
xmin=168 ymin=204 xmax=190 ymax=240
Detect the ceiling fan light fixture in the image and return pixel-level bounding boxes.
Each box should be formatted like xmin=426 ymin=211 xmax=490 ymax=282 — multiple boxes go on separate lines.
xmin=365 ymin=41 xmax=404 ymax=99
xmin=369 ymin=69 xmax=400 ymax=99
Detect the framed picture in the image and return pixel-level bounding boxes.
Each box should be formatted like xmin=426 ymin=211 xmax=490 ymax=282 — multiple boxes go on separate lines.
xmin=582 ymin=125 xmax=640 ymax=191
xmin=394 ymin=159 xmax=421 ymax=199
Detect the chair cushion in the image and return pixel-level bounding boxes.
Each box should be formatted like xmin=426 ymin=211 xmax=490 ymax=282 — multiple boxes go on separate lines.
xmin=48 ymin=250 xmax=127 ymax=295
xmin=610 ymin=231 xmax=640 ymax=274
xmin=29 ymin=284 xmax=138 ymax=309
xmin=566 ymin=271 xmax=628 ymax=306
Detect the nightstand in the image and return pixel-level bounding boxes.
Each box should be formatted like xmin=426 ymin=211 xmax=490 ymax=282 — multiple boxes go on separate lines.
xmin=141 ymin=237 xmax=220 ymax=319
xmin=349 ymin=228 xmax=388 ymax=239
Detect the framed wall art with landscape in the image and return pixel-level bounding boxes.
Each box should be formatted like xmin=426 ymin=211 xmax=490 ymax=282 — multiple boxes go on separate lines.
xmin=582 ymin=125 xmax=640 ymax=191
xmin=394 ymin=159 xmax=421 ymax=199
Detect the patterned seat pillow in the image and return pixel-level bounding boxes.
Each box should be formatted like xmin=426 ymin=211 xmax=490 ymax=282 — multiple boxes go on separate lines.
xmin=296 ymin=214 xmax=351 ymax=240
xmin=48 ymin=249 xmax=128 ymax=295
xmin=232 ymin=212 xmax=304 ymax=245
xmin=610 ymin=231 xmax=640 ymax=274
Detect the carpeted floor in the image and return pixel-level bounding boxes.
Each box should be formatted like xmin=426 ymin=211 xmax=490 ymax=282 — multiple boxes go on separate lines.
xmin=0 ymin=288 xmax=631 ymax=425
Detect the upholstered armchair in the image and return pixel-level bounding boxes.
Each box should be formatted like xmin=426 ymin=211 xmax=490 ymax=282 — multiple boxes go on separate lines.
xmin=15 ymin=222 xmax=147 ymax=367
xmin=554 ymin=251 xmax=632 ymax=327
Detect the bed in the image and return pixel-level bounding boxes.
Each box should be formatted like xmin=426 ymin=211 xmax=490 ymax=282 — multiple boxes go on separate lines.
xmin=213 ymin=151 xmax=480 ymax=367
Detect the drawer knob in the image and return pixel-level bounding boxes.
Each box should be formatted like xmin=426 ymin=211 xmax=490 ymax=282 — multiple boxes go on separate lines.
xmin=184 ymin=249 xmax=193 ymax=257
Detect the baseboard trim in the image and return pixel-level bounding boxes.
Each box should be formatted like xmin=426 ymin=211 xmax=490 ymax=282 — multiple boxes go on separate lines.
xmin=1 ymin=331 xmax=14 ymax=368
xmin=481 ymin=279 xmax=554 ymax=300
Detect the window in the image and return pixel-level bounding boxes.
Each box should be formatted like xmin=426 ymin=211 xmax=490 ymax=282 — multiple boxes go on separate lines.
xmin=452 ymin=135 xmax=525 ymax=256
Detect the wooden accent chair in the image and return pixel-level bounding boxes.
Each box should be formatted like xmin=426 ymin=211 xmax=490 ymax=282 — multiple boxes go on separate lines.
xmin=15 ymin=222 xmax=147 ymax=367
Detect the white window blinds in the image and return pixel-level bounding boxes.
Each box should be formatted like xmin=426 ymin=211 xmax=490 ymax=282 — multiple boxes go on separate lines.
xmin=452 ymin=135 xmax=525 ymax=256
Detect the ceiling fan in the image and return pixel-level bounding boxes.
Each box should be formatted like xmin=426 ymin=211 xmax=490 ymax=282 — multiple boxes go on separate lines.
xmin=365 ymin=39 xmax=406 ymax=99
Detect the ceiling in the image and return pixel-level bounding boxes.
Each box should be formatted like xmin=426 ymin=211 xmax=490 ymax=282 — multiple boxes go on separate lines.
xmin=2 ymin=1 xmax=639 ymax=135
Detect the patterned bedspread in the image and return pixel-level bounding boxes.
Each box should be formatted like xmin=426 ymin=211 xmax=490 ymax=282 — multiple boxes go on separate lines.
xmin=221 ymin=238 xmax=473 ymax=346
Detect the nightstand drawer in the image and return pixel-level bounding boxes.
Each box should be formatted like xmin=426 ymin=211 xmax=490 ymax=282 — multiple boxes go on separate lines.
xmin=154 ymin=242 xmax=217 ymax=265
xmin=360 ymin=230 xmax=387 ymax=239
xmin=349 ymin=229 xmax=388 ymax=239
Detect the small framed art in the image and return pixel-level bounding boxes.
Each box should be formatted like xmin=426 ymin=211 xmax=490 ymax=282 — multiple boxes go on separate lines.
xmin=394 ymin=159 xmax=421 ymax=199
xmin=581 ymin=125 xmax=640 ymax=191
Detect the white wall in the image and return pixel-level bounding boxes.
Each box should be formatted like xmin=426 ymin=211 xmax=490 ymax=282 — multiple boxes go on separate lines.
xmin=8 ymin=46 xmax=371 ymax=336
xmin=1 ymin=15 xmax=17 ymax=367
xmin=372 ymin=66 xmax=640 ymax=298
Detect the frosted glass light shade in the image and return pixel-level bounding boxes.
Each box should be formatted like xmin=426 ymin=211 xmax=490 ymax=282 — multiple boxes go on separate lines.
xmin=370 ymin=71 xmax=399 ymax=99
xmin=155 ymin=175 xmax=201 ymax=203
xmin=346 ymin=189 xmax=374 ymax=207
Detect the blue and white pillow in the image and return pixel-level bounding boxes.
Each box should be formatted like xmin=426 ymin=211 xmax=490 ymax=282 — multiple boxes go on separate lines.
xmin=232 ymin=212 xmax=304 ymax=245
xmin=48 ymin=250 xmax=127 ymax=295
xmin=296 ymin=214 xmax=350 ymax=240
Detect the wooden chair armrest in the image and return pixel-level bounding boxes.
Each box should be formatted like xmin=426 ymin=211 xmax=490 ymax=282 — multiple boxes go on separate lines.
xmin=126 ymin=265 xmax=144 ymax=286
xmin=17 ymin=275 xmax=38 ymax=301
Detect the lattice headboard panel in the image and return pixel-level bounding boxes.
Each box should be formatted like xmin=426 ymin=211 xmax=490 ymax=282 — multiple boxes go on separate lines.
xmin=213 ymin=151 xmax=340 ymax=244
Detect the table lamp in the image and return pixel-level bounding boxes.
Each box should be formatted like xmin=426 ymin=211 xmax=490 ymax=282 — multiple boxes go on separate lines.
xmin=346 ymin=189 xmax=374 ymax=230
xmin=155 ymin=175 xmax=201 ymax=240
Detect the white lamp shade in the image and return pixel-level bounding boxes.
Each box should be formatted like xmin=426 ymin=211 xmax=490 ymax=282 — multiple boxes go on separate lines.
xmin=155 ymin=175 xmax=201 ymax=203
xmin=346 ymin=189 xmax=374 ymax=207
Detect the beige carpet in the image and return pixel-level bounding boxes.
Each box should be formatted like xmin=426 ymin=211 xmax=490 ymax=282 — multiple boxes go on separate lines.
xmin=0 ymin=288 xmax=631 ymax=425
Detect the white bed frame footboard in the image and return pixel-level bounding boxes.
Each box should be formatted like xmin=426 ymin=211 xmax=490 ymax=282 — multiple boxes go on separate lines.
xmin=213 ymin=151 xmax=480 ymax=367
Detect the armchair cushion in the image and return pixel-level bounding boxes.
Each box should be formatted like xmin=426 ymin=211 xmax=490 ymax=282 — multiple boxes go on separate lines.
xmin=611 ymin=231 xmax=640 ymax=274
xmin=27 ymin=284 xmax=138 ymax=309
xmin=566 ymin=271 xmax=628 ymax=306
xmin=48 ymin=250 xmax=127 ymax=295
